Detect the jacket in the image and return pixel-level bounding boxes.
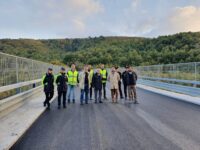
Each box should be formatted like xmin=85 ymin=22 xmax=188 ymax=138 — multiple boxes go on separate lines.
xmin=79 ymin=71 xmax=92 ymax=90
xmin=122 ymin=71 xmax=129 ymax=85
xmin=92 ymin=73 xmax=102 ymax=90
xmin=56 ymin=73 xmax=68 ymax=92
xmin=42 ymin=73 xmax=54 ymax=93
xmin=127 ymin=71 xmax=138 ymax=85
xmin=108 ymin=72 xmax=120 ymax=90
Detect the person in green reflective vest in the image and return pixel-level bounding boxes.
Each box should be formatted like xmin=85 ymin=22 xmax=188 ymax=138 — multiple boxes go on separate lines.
xmin=100 ymin=64 xmax=108 ymax=100
xmin=42 ymin=68 xmax=54 ymax=110
xmin=88 ymin=65 xmax=94 ymax=100
xmin=67 ymin=64 xmax=79 ymax=103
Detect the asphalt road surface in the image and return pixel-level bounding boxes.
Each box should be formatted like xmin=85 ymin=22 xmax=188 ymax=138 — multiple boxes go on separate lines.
xmin=11 ymin=87 xmax=200 ymax=150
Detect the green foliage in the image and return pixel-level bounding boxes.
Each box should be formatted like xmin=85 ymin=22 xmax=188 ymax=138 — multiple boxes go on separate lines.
xmin=0 ymin=32 xmax=200 ymax=67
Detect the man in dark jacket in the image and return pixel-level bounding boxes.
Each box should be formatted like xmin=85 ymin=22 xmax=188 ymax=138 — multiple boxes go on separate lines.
xmin=42 ymin=68 xmax=54 ymax=110
xmin=127 ymin=67 xmax=139 ymax=104
xmin=92 ymin=69 xmax=103 ymax=103
xmin=122 ymin=66 xmax=129 ymax=100
xmin=56 ymin=67 xmax=68 ymax=109
xmin=115 ymin=67 xmax=124 ymax=99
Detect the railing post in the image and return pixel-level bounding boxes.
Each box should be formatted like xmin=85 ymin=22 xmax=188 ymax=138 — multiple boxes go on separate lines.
xmin=16 ymin=57 xmax=20 ymax=93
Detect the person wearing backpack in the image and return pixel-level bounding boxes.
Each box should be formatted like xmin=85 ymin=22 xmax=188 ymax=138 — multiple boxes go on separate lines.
xmin=127 ymin=67 xmax=139 ymax=104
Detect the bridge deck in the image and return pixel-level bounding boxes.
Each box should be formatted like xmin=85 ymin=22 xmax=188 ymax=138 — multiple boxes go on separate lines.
xmin=11 ymin=88 xmax=200 ymax=150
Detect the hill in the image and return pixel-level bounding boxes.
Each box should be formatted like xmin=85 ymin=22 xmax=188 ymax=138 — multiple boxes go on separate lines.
xmin=0 ymin=32 xmax=200 ymax=66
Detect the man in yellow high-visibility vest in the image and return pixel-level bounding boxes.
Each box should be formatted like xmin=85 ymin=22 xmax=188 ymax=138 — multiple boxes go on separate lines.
xmin=67 ymin=64 xmax=79 ymax=103
xmin=100 ymin=64 xmax=108 ymax=100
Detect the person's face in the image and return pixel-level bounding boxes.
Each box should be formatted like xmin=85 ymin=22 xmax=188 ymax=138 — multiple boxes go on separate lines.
xmin=111 ymin=67 xmax=115 ymax=73
xmin=125 ymin=68 xmax=128 ymax=71
xmin=84 ymin=66 xmax=88 ymax=72
xmin=97 ymin=69 xmax=100 ymax=74
xmin=48 ymin=70 xmax=52 ymax=74
xmin=101 ymin=64 xmax=104 ymax=69
xmin=71 ymin=64 xmax=75 ymax=70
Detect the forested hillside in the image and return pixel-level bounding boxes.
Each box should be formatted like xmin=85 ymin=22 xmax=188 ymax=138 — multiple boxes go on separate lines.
xmin=0 ymin=32 xmax=200 ymax=66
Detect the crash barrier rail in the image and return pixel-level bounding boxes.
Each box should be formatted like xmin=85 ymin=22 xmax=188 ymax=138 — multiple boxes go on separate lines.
xmin=136 ymin=62 xmax=200 ymax=82
xmin=138 ymin=79 xmax=200 ymax=97
xmin=0 ymin=52 xmax=61 ymax=100
xmin=136 ymin=62 xmax=200 ymax=97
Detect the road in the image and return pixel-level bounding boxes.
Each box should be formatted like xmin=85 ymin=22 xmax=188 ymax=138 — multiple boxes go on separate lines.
xmin=11 ymin=87 xmax=200 ymax=150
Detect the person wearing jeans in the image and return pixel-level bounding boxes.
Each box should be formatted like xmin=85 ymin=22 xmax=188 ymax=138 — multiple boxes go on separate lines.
xmin=67 ymin=64 xmax=79 ymax=103
xmin=79 ymin=65 xmax=92 ymax=105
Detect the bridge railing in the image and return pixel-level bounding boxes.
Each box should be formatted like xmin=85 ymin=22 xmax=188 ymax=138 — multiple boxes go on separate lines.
xmin=136 ymin=62 xmax=200 ymax=84
xmin=0 ymin=52 xmax=61 ymax=100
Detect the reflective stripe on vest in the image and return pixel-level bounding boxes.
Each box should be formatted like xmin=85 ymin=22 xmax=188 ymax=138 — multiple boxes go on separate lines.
xmin=68 ymin=70 xmax=78 ymax=85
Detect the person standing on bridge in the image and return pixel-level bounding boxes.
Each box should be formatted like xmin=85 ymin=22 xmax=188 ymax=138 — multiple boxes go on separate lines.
xmin=88 ymin=65 xmax=94 ymax=100
xmin=122 ymin=66 xmax=129 ymax=100
xmin=42 ymin=68 xmax=54 ymax=110
xmin=92 ymin=68 xmax=103 ymax=103
xmin=56 ymin=67 xmax=68 ymax=109
xmin=67 ymin=64 xmax=79 ymax=104
xmin=115 ymin=66 xmax=124 ymax=99
xmin=79 ymin=65 xmax=92 ymax=105
xmin=108 ymin=67 xmax=120 ymax=103
xmin=127 ymin=67 xmax=139 ymax=104
xmin=100 ymin=64 xmax=108 ymax=100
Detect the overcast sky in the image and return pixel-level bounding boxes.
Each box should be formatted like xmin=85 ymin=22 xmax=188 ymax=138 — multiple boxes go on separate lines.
xmin=0 ymin=0 xmax=200 ymax=39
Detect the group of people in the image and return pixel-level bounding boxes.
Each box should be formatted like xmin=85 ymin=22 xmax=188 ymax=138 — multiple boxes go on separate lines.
xmin=42 ymin=64 xmax=138 ymax=110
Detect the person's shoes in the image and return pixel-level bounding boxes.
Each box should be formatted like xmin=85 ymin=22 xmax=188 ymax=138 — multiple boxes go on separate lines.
xmin=63 ymin=105 xmax=66 ymax=108
xmin=104 ymin=97 xmax=108 ymax=100
xmin=125 ymin=97 xmax=127 ymax=100
xmin=73 ymin=99 xmax=75 ymax=103
xmin=95 ymin=101 xmax=97 ymax=103
xmin=80 ymin=103 xmax=84 ymax=105
xmin=43 ymin=102 xmax=46 ymax=107
xmin=134 ymin=101 xmax=139 ymax=104
xmin=99 ymin=101 xmax=103 ymax=103
xmin=47 ymin=106 xmax=50 ymax=110
xmin=58 ymin=106 xmax=61 ymax=109
xmin=68 ymin=99 xmax=70 ymax=103
xmin=121 ymin=97 xmax=124 ymax=99
xmin=90 ymin=98 xmax=93 ymax=100
xmin=85 ymin=102 xmax=88 ymax=104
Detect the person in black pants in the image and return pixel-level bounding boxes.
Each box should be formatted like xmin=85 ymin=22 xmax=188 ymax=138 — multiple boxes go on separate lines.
xmin=42 ymin=68 xmax=54 ymax=110
xmin=115 ymin=67 xmax=124 ymax=99
xmin=122 ymin=66 xmax=129 ymax=100
xmin=56 ymin=67 xmax=68 ymax=109
xmin=92 ymin=69 xmax=103 ymax=103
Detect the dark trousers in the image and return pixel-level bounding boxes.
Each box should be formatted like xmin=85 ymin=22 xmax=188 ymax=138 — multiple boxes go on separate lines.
xmin=102 ymin=82 xmax=107 ymax=99
xmin=58 ymin=91 xmax=67 ymax=107
xmin=80 ymin=85 xmax=89 ymax=104
xmin=124 ymin=84 xmax=127 ymax=98
xmin=90 ymin=85 xmax=93 ymax=99
xmin=118 ymin=81 xmax=123 ymax=98
xmin=44 ymin=92 xmax=54 ymax=107
xmin=95 ymin=89 xmax=102 ymax=102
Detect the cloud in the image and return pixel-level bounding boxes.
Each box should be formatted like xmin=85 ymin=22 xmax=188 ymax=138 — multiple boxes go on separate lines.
xmin=131 ymin=0 xmax=140 ymax=8
xmin=168 ymin=6 xmax=200 ymax=32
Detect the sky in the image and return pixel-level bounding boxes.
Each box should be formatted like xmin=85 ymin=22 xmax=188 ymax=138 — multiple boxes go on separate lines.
xmin=0 ymin=0 xmax=200 ymax=39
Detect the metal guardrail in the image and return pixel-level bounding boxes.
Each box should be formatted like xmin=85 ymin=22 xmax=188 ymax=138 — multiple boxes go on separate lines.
xmin=0 ymin=52 xmax=62 ymax=100
xmin=138 ymin=79 xmax=200 ymax=97
xmin=136 ymin=62 xmax=200 ymax=81
xmin=0 ymin=52 xmax=61 ymax=87
xmin=140 ymin=76 xmax=200 ymax=85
